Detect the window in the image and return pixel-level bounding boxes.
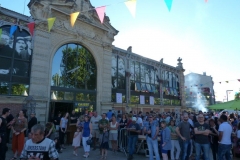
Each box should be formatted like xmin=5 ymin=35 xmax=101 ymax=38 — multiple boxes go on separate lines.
xmin=0 ymin=25 xmax=32 ymax=95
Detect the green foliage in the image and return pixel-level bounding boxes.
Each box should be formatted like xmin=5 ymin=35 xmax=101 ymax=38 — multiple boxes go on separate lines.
xmin=235 ymin=92 xmax=240 ymax=100
xmin=11 ymin=84 xmax=28 ymax=95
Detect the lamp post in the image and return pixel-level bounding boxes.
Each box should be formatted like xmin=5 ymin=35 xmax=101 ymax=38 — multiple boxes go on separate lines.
xmin=226 ymin=90 xmax=233 ymax=102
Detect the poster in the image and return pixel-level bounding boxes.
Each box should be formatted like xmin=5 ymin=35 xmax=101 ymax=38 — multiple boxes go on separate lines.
xmin=140 ymin=95 xmax=145 ymax=104
xmin=150 ymin=96 xmax=154 ymax=105
xmin=116 ymin=93 xmax=122 ymax=103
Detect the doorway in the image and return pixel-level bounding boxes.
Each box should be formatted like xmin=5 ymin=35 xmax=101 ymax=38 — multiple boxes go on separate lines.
xmin=49 ymin=102 xmax=74 ymax=121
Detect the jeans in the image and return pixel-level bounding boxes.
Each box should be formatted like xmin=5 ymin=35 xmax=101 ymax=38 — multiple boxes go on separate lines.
xmin=195 ymin=143 xmax=210 ymax=160
xmin=146 ymin=137 xmax=160 ymax=160
xmin=59 ymin=128 xmax=66 ymax=145
xmin=128 ymin=135 xmax=138 ymax=155
xmin=217 ymin=144 xmax=232 ymax=160
xmin=171 ymin=140 xmax=181 ymax=160
xmin=179 ymin=139 xmax=191 ymax=160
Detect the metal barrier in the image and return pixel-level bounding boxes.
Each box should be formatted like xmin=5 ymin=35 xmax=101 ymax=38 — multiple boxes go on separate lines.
xmin=118 ymin=128 xmax=129 ymax=157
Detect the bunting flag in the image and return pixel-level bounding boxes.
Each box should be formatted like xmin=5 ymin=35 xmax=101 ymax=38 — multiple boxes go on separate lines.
xmin=10 ymin=25 xmax=17 ymax=38
xmin=238 ymin=79 xmax=240 ymax=82
xmin=70 ymin=12 xmax=80 ymax=27
xmin=226 ymin=81 xmax=229 ymax=83
xmin=0 ymin=29 xmax=2 ymax=38
xmin=47 ymin=17 xmax=56 ymax=32
xmin=27 ymin=22 xmax=35 ymax=36
xmin=219 ymin=82 xmax=221 ymax=84
xmin=95 ymin=6 xmax=106 ymax=23
xmin=205 ymin=0 xmax=208 ymax=2
xmin=125 ymin=0 xmax=137 ymax=18
xmin=164 ymin=0 xmax=173 ymax=12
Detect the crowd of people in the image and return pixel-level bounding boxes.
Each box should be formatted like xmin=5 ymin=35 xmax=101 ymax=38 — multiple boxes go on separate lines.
xmin=0 ymin=108 xmax=240 ymax=160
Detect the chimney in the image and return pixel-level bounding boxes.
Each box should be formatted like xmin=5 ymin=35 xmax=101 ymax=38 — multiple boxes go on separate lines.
xmin=203 ymin=72 xmax=206 ymax=76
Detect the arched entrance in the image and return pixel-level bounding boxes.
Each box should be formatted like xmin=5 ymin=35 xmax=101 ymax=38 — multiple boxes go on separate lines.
xmin=49 ymin=43 xmax=97 ymax=120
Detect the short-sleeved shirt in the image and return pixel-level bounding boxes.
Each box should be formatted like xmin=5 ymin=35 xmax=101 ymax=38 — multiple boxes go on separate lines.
xmin=177 ymin=121 xmax=191 ymax=140
xmin=128 ymin=122 xmax=140 ymax=136
xmin=90 ymin=115 xmax=102 ymax=130
xmin=194 ymin=122 xmax=209 ymax=144
xmin=98 ymin=119 xmax=109 ymax=134
xmin=218 ymin=122 xmax=232 ymax=145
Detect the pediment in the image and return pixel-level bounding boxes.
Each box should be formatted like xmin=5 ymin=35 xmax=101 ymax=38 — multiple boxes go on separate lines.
xmin=28 ymin=0 xmax=118 ymax=35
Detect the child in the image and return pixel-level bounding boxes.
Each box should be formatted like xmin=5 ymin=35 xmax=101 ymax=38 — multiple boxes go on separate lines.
xmin=100 ymin=127 xmax=109 ymax=160
xmin=72 ymin=127 xmax=81 ymax=156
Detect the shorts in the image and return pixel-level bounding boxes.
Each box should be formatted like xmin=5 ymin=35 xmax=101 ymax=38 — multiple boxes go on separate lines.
xmin=161 ymin=149 xmax=168 ymax=154
xmin=109 ymin=133 xmax=118 ymax=141
xmin=92 ymin=129 xmax=99 ymax=138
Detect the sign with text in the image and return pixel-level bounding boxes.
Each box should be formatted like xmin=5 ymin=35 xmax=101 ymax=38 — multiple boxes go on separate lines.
xmin=140 ymin=95 xmax=145 ymax=104
xmin=150 ymin=96 xmax=154 ymax=105
xmin=116 ymin=93 xmax=122 ymax=103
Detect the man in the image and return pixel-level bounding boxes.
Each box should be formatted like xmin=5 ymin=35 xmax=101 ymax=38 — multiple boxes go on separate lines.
xmin=98 ymin=113 xmax=109 ymax=154
xmin=70 ymin=110 xmax=78 ymax=124
xmin=106 ymin=110 xmax=113 ymax=120
xmin=90 ymin=111 xmax=101 ymax=150
xmin=127 ymin=117 xmax=140 ymax=160
xmin=144 ymin=115 xmax=160 ymax=160
xmin=218 ymin=114 xmax=232 ymax=160
xmin=20 ymin=124 xmax=59 ymax=160
xmin=176 ymin=113 xmax=191 ymax=160
xmin=194 ymin=113 xmax=211 ymax=160
xmin=0 ymin=108 xmax=10 ymax=160
xmin=53 ymin=112 xmax=61 ymax=131
xmin=28 ymin=112 xmax=37 ymax=134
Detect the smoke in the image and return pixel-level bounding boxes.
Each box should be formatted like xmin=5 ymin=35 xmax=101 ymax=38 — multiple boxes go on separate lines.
xmin=185 ymin=74 xmax=208 ymax=112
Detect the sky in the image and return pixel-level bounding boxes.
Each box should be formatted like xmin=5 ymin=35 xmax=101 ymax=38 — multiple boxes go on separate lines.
xmin=1 ymin=0 xmax=240 ymax=102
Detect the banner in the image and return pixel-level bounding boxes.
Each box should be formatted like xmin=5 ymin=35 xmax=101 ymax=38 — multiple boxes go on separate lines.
xmin=150 ymin=96 xmax=154 ymax=105
xmin=0 ymin=29 xmax=2 ymax=38
xmin=47 ymin=17 xmax=56 ymax=32
xmin=95 ymin=6 xmax=106 ymax=23
xmin=116 ymin=93 xmax=122 ymax=103
xmin=70 ymin=12 xmax=80 ymax=27
xmin=10 ymin=25 xmax=17 ymax=38
xmin=27 ymin=22 xmax=35 ymax=36
xmin=140 ymin=95 xmax=145 ymax=104
xmin=164 ymin=0 xmax=173 ymax=12
xmin=125 ymin=0 xmax=137 ymax=18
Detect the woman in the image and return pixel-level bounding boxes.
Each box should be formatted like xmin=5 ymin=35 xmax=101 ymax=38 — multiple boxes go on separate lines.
xmin=82 ymin=115 xmax=92 ymax=158
xmin=168 ymin=120 xmax=181 ymax=160
xmin=109 ymin=115 xmax=119 ymax=153
xmin=11 ymin=110 xmax=28 ymax=159
xmin=119 ymin=114 xmax=128 ymax=129
xmin=59 ymin=112 xmax=69 ymax=149
xmin=209 ymin=119 xmax=219 ymax=160
xmin=160 ymin=121 xmax=171 ymax=160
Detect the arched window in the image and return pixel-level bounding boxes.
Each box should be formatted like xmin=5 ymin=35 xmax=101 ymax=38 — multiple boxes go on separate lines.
xmin=51 ymin=43 xmax=97 ymax=90
xmin=0 ymin=25 xmax=32 ymax=96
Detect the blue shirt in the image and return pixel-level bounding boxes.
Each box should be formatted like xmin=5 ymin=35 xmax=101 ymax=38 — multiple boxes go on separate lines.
xmin=107 ymin=111 xmax=112 ymax=120
xmin=145 ymin=120 xmax=159 ymax=138
xmin=82 ymin=121 xmax=90 ymax=137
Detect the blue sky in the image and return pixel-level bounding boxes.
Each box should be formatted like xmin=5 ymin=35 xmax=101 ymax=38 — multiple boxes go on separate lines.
xmin=1 ymin=0 xmax=240 ymax=101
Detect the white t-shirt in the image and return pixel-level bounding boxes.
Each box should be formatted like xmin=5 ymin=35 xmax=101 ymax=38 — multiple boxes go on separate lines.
xmin=90 ymin=115 xmax=102 ymax=130
xmin=237 ymin=130 xmax=240 ymax=139
xmin=137 ymin=117 xmax=143 ymax=127
xmin=218 ymin=122 xmax=232 ymax=145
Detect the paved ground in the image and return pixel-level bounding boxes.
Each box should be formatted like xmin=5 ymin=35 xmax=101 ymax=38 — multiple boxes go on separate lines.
xmin=6 ymin=144 xmax=147 ymax=160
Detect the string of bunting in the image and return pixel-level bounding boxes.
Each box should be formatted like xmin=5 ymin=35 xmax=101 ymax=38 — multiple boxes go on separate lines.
xmin=0 ymin=0 xmax=208 ymax=37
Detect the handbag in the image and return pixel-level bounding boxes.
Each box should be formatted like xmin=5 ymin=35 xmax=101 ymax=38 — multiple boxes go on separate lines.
xmin=86 ymin=137 xmax=93 ymax=145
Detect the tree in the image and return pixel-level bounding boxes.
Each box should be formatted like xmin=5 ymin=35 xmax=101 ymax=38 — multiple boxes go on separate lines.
xmin=235 ymin=92 xmax=240 ymax=100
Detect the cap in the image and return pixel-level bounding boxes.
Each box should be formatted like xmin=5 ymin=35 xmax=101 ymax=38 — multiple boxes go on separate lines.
xmin=132 ymin=117 xmax=137 ymax=121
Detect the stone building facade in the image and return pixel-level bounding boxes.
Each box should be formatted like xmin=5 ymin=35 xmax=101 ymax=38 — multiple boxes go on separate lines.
xmin=0 ymin=0 xmax=185 ymax=123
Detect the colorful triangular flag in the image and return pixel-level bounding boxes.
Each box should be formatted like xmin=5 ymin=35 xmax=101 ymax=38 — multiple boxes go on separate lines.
xmin=238 ymin=79 xmax=240 ymax=82
xmin=125 ymin=0 xmax=137 ymax=18
xmin=27 ymin=22 xmax=35 ymax=36
xmin=47 ymin=17 xmax=56 ymax=32
xmin=226 ymin=81 xmax=229 ymax=83
xmin=205 ymin=0 xmax=208 ymax=3
xmin=219 ymin=82 xmax=221 ymax=84
xmin=95 ymin=6 xmax=106 ymax=23
xmin=10 ymin=25 xmax=17 ymax=38
xmin=164 ymin=0 xmax=173 ymax=12
xmin=70 ymin=12 xmax=80 ymax=27
xmin=0 ymin=29 xmax=2 ymax=38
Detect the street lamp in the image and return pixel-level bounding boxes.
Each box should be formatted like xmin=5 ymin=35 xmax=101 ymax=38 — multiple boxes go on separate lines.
xmin=226 ymin=90 xmax=233 ymax=102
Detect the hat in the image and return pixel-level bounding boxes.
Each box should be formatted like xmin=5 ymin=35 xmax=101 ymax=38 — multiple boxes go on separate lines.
xmin=132 ymin=117 xmax=137 ymax=121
